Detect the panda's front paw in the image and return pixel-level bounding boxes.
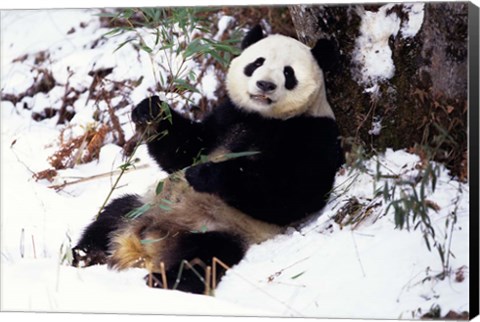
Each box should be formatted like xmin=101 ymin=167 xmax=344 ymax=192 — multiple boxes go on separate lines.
xmin=131 ymin=96 xmax=166 ymax=125
xmin=72 ymin=246 xmax=107 ymax=268
xmin=186 ymin=163 xmax=218 ymax=193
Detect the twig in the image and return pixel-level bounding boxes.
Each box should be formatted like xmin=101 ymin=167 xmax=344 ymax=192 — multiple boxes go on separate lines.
xmin=160 ymin=262 xmax=168 ymax=290
xmin=32 ymin=235 xmax=37 ymax=259
xmin=103 ymin=89 xmax=126 ymax=147
xmin=205 ymin=266 xmax=211 ymax=295
xmin=267 ymin=256 xmax=310 ymax=283
xmin=20 ymin=228 xmax=25 ymax=258
xmin=48 ymin=164 xmax=149 ymax=190
xmin=351 ymin=231 xmax=366 ymax=277
xmin=10 ymin=146 xmax=36 ymax=175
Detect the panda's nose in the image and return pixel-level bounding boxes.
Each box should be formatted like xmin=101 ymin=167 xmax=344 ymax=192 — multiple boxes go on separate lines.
xmin=256 ymin=80 xmax=277 ymax=92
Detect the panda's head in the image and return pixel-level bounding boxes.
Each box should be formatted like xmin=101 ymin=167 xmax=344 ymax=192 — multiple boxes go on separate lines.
xmin=226 ymin=25 xmax=338 ymax=120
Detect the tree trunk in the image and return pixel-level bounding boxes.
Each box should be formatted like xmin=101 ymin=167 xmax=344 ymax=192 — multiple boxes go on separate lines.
xmin=289 ymin=3 xmax=468 ymax=179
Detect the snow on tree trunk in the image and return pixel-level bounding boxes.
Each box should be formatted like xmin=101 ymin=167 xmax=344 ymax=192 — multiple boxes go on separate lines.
xmin=289 ymin=3 xmax=468 ymax=179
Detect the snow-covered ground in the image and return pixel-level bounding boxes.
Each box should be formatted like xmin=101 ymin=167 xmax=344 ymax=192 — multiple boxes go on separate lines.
xmin=0 ymin=7 xmax=471 ymax=320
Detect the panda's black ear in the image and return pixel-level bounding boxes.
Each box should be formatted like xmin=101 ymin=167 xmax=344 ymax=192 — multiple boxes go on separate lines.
xmin=311 ymin=38 xmax=340 ymax=72
xmin=241 ymin=25 xmax=265 ymax=50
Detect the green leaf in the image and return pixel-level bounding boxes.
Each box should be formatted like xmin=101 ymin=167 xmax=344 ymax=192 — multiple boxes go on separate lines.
xmin=125 ymin=203 xmax=151 ymax=219
xmin=437 ymin=246 xmax=445 ymax=263
xmin=290 ymin=271 xmax=306 ymax=280
xmin=103 ymin=27 xmax=124 ymax=37
xmin=141 ymin=233 xmax=169 ymax=245
xmin=154 ymin=28 xmax=161 ymax=46
xmin=223 ymin=52 xmax=232 ymax=65
xmin=191 ymin=225 xmax=208 ymax=233
xmin=188 ymin=70 xmax=197 ymax=82
xmin=142 ymin=8 xmax=161 ymax=22
xmin=173 ymin=78 xmax=199 ymax=93
xmin=114 ymin=38 xmax=135 ymax=52
xmin=140 ymin=42 xmax=153 ymax=53
xmin=119 ymin=161 xmax=134 ymax=171
xmin=158 ymin=204 xmax=171 ymax=211
xmin=212 ymin=42 xmax=241 ymax=54
xmin=424 ymin=234 xmax=432 ymax=251
xmin=208 ymin=50 xmax=228 ymax=67
xmin=183 ymin=38 xmax=202 ymax=58
xmin=158 ymin=71 xmax=165 ymax=87
xmin=122 ymin=8 xmax=135 ymax=19
xmin=200 ymin=155 xmax=209 ymax=163
xmin=95 ymin=12 xmax=119 ymax=18
xmin=222 ymin=151 xmax=261 ymax=160
xmin=160 ymin=101 xmax=172 ymax=124
xmin=156 ymin=180 xmax=165 ymax=195
xmin=383 ymin=182 xmax=390 ymax=201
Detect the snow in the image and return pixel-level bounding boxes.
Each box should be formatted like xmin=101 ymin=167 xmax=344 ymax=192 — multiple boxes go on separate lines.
xmin=215 ymin=149 xmax=470 ymax=319
xmin=352 ymin=4 xmax=400 ymax=90
xmin=400 ymin=3 xmax=425 ymax=38
xmin=214 ymin=15 xmax=235 ymax=41
xmin=352 ymin=3 xmax=425 ymax=92
xmin=368 ymin=117 xmax=382 ymax=136
xmin=1 ymin=7 xmax=470 ymax=320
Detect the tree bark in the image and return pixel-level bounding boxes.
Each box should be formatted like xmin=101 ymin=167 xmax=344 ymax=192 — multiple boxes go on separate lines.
xmin=289 ymin=3 xmax=468 ymax=179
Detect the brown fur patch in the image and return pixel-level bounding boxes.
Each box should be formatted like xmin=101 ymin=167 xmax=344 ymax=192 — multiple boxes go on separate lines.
xmin=108 ymin=232 xmax=149 ymax=270
xmin=110 ymin=171 xmax=283 ymax=272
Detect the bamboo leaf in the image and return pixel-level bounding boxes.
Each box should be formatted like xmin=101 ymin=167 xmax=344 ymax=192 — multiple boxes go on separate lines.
xmin=120 ymin=8 xmax=134 ymax=20
xmin=160 ymin=101 xmax=172 ymax=124
xmin=173 ymin=78 xmax=198 ymax=93
xmin=222 ymin=151 xmax=261 ymax=160
xmin=188 ymin=70 xmax=197 ymax=82
xmin=141 ymin=232 xmax=169 ymax=245
xmin=191 ymin=225 xmax=208 ymax=233
xmin=154 ymin=28 xmax=161 ymax=46
xmin=291 ymin=271 xmax=306 ymax=280
xmin=103 ymin=27 xmax=125 ymax=37
xmin=114 ymin=38 xmax=135 ymax=52
xmin=158 ymin=204 xmax=171 ymax=211
xmin=207 ymin=50 xmax=227 ymax=67
xmin=95 ymin=12 xmax=119 ymax=18
xmin=125 ymin=203 xmax=151 ymax=219
xmin=183 ymin=38 xmax=202 ymax=58
xmin=383 ymin=182 xmax=390 ymax=201
xmin=119 ymin=161 xmax=134 ymax=171
xmin=424 ymin=234 xmax=432 ymax=251
xmin=156 ymin=180 xmax=165 ymax=195
xmin=140 ymin=43 xmax=153 ymax=53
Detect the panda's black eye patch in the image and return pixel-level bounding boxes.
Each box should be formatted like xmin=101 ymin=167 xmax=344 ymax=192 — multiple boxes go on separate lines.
xmin=244 ymin=57 xmax=265 ymax=77
xmin=284 ymin=66 xmax=298 ymax=90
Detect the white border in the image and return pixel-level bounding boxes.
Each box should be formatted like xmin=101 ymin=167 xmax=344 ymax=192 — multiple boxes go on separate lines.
xmin=1 ymin=1 xmax=478 ymax=322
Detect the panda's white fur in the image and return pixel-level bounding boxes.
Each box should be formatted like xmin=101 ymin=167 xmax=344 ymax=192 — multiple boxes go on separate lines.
xmin=226 ymin=34 xmax=334 ymax=120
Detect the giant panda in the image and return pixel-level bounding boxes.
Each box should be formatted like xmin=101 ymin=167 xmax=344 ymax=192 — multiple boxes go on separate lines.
xmin=72 ymin=25 xmax=344 ymax=294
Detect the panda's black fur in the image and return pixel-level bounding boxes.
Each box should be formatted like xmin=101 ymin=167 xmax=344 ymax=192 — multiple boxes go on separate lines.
xmin=73 ymin=26 xmax=344 ymax=294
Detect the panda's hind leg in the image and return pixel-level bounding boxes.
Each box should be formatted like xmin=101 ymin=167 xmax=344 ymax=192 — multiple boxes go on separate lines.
xmin=72 ymin=194 xmax=142 ymax=267
xmin=148 ymin=231 xmax=246 ymax=294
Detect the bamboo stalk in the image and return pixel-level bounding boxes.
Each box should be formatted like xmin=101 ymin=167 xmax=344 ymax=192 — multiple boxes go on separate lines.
xmin=204 ymin=266 xmax=211 ymax=295
xmin=160 ymin=262 xmax=168 ymax=290
xmin=48 ymin=164 xmax=149 ymax=190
